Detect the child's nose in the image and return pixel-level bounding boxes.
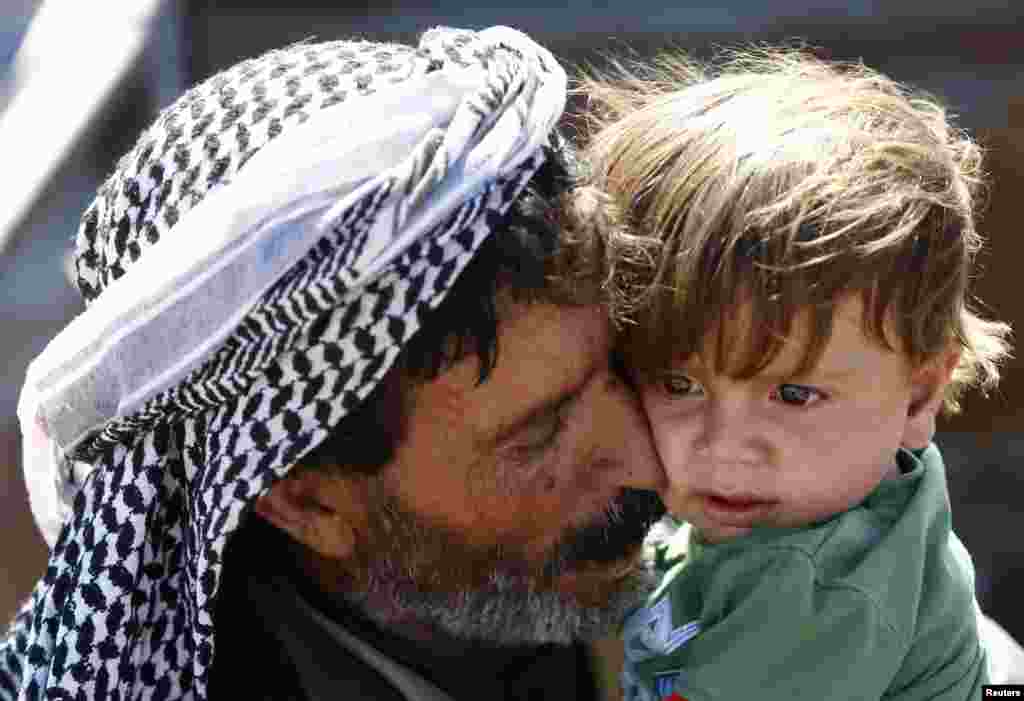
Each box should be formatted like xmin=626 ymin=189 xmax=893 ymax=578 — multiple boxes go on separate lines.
xmin=693 ymin=397 xmax=763 ymax=463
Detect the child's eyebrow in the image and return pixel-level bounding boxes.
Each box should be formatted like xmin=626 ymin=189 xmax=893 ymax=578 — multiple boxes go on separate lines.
xmin=758 ymin=365 xmax=859 ymax=384
xmin=664 ymin=351 xmax=859 ymax=383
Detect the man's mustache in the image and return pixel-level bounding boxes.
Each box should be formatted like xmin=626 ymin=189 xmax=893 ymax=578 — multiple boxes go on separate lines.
xmin=546 ymin=489 xmax=666 ymax=574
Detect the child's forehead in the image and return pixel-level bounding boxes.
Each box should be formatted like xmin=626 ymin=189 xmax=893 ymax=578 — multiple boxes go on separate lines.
xmin=668 ymin=293 xmax=900 ymax=379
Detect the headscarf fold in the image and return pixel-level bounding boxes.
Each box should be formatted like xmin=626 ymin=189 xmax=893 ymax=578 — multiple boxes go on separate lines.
xmin=3 ymin=26 xmax=565 ymax=701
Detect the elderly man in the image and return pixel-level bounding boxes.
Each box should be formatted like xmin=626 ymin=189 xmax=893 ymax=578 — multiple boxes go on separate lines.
xmin=3 ymin=27 xmax=665 ymax=701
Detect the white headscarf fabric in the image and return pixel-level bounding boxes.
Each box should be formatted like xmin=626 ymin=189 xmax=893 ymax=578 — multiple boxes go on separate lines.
xmin=3 ymin=26 xmax=565 ymax=701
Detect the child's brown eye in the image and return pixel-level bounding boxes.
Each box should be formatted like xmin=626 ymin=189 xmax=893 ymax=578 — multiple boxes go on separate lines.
xmin=772 ymin=384 xmax=825 ymax=407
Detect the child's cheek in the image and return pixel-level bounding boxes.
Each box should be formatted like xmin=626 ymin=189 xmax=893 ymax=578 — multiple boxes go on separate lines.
xmin=640 ymin=391 xmax=696 ymax=516
xmin=645 ymin=411 xmax=686 ymax=481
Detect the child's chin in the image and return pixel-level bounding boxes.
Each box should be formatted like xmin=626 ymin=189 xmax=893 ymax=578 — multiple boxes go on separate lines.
xmin=696 ymin=522 xmax=753 ymax=544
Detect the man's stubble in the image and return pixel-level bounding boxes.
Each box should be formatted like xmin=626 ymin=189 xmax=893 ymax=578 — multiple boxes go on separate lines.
xmin=339 ymin=484 xmax=666 ymax=646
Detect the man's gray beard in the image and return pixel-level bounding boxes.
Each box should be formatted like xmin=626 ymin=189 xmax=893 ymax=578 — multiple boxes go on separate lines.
xmin=341 ymin=487 xmax=663 ymax=646
xmin=349 ymin=558 xmax=658 ymax=646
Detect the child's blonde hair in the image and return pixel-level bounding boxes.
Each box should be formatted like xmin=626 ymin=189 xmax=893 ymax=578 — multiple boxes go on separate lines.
xmin=574 ymin=48 xmax=1012 ymax=413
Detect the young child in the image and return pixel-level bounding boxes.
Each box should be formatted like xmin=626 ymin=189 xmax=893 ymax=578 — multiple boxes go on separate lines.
xmin=579 ymin=50 xmax=1013 ymax=700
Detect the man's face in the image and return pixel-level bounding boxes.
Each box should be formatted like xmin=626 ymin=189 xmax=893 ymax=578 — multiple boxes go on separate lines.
xmin=314 ymin=302 xmax=667 ymax=644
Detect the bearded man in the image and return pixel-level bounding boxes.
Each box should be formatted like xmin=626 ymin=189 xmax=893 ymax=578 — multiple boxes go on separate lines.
xmin=3 ymin=26 xmax=666 ymax=701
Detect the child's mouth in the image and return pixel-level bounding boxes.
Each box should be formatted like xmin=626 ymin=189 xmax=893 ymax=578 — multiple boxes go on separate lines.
xmin=700 ymin=493 xmax=775 ymax=526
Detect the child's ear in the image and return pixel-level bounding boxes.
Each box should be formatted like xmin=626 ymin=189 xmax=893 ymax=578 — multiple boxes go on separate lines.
xmin=901 ymin=347 xmax=960 ymax=450
xmin=253 ymin=470 xmax=360 ymax=560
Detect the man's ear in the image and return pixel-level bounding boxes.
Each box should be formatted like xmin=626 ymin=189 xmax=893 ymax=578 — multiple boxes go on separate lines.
xmin=902 ymin=347 xmax=960 ymax=450
xmin=254 ymin=469 xmax=360 ymax=560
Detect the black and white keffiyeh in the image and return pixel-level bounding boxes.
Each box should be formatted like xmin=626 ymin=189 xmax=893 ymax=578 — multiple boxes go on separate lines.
xmin=3 ymin=26 xmax=565 ymax=701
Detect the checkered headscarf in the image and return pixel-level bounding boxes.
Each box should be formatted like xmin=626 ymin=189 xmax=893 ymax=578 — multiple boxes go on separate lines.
xmin=3 ymin=26 xmax=565 ymax=701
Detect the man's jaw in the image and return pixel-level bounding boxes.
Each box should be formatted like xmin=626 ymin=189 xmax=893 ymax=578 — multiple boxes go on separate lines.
xmin=345 ymin=547 xmax=658 ymax=647
xmin=341 ymin=488 xmax=666 ymax=646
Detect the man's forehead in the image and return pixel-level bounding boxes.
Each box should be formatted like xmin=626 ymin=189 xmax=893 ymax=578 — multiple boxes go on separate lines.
xmin=416 ymin=303 xmax=609 ymax=436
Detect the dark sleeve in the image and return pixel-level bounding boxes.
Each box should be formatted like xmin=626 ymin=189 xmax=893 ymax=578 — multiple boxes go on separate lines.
xmin=506 ymin=641 xmax=599 ymax=701
xmin=208 ymin=569 xmax=308 ymax=701
xmin=210 ymin=515 xmax=410 ymax=701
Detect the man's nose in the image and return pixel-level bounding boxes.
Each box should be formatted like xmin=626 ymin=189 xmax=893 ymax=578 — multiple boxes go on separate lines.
xmin=590 ymin=369 xmax=667 ymax=492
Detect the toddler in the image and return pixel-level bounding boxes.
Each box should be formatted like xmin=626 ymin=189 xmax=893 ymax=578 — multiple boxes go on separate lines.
xmin=581 ymin=50 xmax=1013 ymax=701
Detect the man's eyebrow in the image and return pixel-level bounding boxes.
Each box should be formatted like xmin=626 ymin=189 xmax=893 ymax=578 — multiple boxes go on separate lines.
xmin=492 ymin=365 xmax=597 ymax=445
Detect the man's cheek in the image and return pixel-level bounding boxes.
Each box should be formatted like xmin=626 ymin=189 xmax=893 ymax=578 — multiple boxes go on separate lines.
xmin=489 ymin=452 xmax=560 ymax=498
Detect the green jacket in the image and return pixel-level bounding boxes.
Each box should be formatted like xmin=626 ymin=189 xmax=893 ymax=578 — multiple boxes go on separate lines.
xmin=623 ymin=444 xmax=988 ymax=701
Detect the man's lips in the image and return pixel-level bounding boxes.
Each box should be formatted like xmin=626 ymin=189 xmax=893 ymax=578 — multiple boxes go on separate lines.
xmin=698 ymin=493 xmax=777 ymax=527
xmin=554 ymin=488 xmax=666 ymax=566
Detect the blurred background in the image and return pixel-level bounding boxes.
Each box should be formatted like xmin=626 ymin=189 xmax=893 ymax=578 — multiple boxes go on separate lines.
xmin=1 ymin=0 xmax=1021 ymax=637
